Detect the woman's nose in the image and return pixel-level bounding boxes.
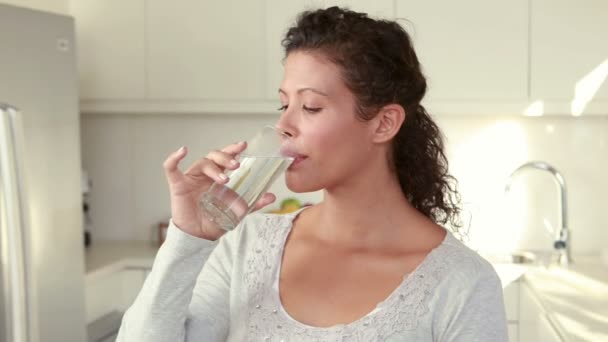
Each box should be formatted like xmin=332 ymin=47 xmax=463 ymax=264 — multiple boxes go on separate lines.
xmin=275 ymin=110 xmax=297 ymax=138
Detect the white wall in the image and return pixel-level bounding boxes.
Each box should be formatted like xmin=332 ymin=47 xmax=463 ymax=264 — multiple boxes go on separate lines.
xmin=0 ymin=0 xmax=68 ymax=14
xmin=435 ymin=115 xmax=608 ymax=255
xmin=81 ymin=114 xmax=608 ymax=256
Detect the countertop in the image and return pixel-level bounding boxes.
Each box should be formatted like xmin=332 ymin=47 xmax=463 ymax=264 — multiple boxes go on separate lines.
xmin=84 ymin=240 xmax=159 ymax=282
xmin=523 ymin=256 xmax=608 ymax=342
xmin=84 ymin=241 xmax=607 ymax=341
xmin=493 ymin=263 xmax=528 ymax=288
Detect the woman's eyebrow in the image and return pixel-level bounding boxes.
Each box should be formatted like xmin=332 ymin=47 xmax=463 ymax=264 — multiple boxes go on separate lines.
xmin=278 ymin=88 xmax=329 ymax=97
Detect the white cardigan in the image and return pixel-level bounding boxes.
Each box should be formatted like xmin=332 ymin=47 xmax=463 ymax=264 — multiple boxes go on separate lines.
xmin=116 ymin=209 xmax=508 ymax=341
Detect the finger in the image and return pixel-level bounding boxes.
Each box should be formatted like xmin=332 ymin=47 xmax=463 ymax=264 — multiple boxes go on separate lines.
xmin=187 ymin=158 xmax=230 ymax=184
xmin=206 ymin=150 xmax=241 ymax=170
xmin=220 ymin=141 xmax=248 ymax=156
xmin=252 ymin=192 xmax=276 ymax=212
xmin=163 ymin=146 xmax=187 ymax=184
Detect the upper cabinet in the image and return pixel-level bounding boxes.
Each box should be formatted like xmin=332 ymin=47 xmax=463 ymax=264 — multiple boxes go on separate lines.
xmin=265 ymin=0 xmax=395 ymax=100
xmin=530 ymin=0 xmax=608 ymax=115
xmin=73 ymin=0 xmax=608 ymax=115
xmin=396 ymin=1 xmax=529 ymax=103
xmin=146 ymin=0 xmax=266 ymax=101
xmin=71 ymin=0 xmax=146 ymax=100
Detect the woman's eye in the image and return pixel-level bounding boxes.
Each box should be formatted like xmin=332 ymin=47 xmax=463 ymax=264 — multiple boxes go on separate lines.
xmin=277 ymin=104 xmax=288 ymax=111
xmin=303 ymin=105 xmax=321 ymax=113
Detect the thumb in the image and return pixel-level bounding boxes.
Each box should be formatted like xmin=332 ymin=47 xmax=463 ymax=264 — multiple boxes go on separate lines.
xmin=252 ymin=192 xmax=276 ymax=212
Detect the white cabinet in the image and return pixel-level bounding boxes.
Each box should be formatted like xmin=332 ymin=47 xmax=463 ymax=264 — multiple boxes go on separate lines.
xmin=70 ymin=0 xmax=146 ymax=100
xmin=508 ymin=323 xmax=518 ymax=342
xmin=72 ymin=1 xmax=608 ymax=115
xmin=503 ymin=280 xmax=520 ymax=342
xmin=539 ymin=315 xmax=564 ymax=342
xmin=530 ymin=0 xmax=608 ymax=115
xmin=519 ymin=282 xmax=562 ymax=342
xmin=85 ymin=268 xmax=150 ymax=324
xmin=504 ymin=280 xmax=520 ymax=322
xmin=503 ymin=281 xmax=523 ymax=342
xmin=121 ymin=268 xmax=148 ymax=309
xmin=85 ymin=270 xmax=124 ymax=324
xmin=395 ymin=0 xmax=528 ymax=104
xmin=146 ymin=0 xmax=266 ymax=101
xmin=505 ymin=279 xmax=564 ymax=342
xmin=264 ymin=0 xmax=394 ymax=99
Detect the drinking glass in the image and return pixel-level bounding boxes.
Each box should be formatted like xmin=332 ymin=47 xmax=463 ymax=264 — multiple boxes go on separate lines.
xmin=199 ymin=126 xmax=294 ymax=231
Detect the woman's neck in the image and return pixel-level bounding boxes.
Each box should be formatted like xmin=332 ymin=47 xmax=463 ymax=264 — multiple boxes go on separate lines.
xmin=305 ymin=163 xmax=434 ymax=251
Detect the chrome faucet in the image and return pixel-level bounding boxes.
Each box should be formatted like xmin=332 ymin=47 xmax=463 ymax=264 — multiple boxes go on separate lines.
xmin=505 ymin=161 xmax=572 ymax=266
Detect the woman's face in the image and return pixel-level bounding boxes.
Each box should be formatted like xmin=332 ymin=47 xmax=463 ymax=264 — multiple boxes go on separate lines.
xmin=276 ymin=51 xmax=376 ymax=193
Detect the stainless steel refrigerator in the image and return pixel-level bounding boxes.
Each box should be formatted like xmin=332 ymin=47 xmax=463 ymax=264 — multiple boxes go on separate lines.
xmin=1 ymin=4 xmax=87 ymax=342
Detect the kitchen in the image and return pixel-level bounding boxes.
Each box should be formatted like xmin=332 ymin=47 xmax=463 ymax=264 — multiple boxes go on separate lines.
xmin=1 ymin=1 xmax=607 ymax=342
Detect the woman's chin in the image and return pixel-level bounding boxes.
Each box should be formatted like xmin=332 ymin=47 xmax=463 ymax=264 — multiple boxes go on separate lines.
xmin=285 ymin=174 xmax=323 ymax=193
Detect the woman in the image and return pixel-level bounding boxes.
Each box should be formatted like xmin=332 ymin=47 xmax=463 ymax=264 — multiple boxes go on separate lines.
xmin=117 ymin=7 xmax=507 ymax=341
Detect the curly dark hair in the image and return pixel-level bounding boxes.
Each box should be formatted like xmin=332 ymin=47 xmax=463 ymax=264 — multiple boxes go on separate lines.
xmin=282 ymin=6 xmax=462 ymax=229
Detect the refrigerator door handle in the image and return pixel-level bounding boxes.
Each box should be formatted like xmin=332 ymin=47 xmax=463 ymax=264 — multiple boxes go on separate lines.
xmin=0 ymin=103 xmax=31 ymax=342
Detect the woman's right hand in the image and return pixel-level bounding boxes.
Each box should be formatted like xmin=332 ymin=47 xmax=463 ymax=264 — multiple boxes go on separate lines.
xmin=162 ymin=143 xmax=276 ymax=241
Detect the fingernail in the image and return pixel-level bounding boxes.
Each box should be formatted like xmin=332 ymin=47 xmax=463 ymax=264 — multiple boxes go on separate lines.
xmin=230 ymin=159 xmax=238 ymax=166
xmin=178 ymin=146 xmax=185 ymax=153
xmin=218 ymin=173 xmax=227 ymax=180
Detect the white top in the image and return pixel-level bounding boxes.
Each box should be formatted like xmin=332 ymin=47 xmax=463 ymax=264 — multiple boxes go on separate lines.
xmin=116 ymin=208 xmax=508 ymax=341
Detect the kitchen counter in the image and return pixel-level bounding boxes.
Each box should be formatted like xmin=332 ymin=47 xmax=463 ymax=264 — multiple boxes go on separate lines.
xmin=492 ymin=263 xmax=528 ymax=288
xmin=523 ymin=256 xmax=608 ymax=342
xmin=85 ymin=240 xmax=159 ymax=281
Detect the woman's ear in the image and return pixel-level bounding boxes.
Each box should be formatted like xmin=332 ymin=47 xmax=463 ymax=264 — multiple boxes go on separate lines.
xmin=371 ymin=104 xmax=406 ymax=143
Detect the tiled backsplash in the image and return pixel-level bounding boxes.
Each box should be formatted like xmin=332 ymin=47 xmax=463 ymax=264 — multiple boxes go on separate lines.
xmin=81 ymin=114 xmax=607 ymax=255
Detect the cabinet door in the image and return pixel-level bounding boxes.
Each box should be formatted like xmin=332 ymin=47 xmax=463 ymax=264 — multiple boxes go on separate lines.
xmin=519 ymin=283 xmax=562 ymax=342
xmin=538 ymin=315 xmax=563 ymax=342
xmin=530 ymin=0 xmax=608 ymax=113
xmin=265 ymin=0 xmax=394 ymax=100
xmin=504 ymin=281 xmax=520 ymax=342
xmin=147 ymin=0 xmax=266 ymax=100
xmin=396 ymin=0 xmax=528 ymax=102
xmin=85 ymin=272 xmax=123 ymax=324
xmin=503 ymin=281 xmax=520 ymax=322
xmin=508 ymin=323 xmax=518 ymax=342
xmin=121 ymin=269 xmax=147 ymax=310
xmin=70 ymin=0 xmax=146 ymax=99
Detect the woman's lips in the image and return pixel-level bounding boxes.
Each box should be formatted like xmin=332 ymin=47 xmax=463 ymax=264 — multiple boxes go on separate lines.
xmin=281 ymin=149 xmax=308 ymax=170
xmin=288 ymin=156 xmax=307 ymax=169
